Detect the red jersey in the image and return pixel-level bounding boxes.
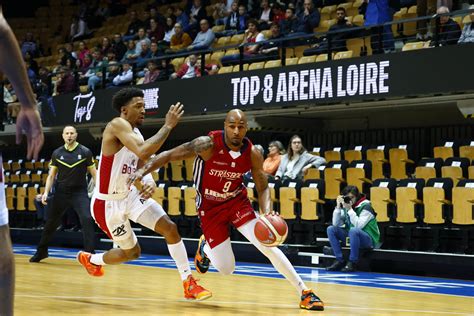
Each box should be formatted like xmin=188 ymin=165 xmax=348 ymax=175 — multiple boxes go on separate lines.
xmin=194 ymin=130 xmax=253 ymax=211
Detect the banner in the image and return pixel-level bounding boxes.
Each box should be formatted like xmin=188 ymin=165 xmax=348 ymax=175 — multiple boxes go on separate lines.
xmin=50 ymin=44 xmax=474 ymax=126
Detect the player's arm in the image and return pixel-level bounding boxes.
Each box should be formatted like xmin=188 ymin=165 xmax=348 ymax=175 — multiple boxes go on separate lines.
xmin=109 ymin=103 xmax=183 ymax=160
xmin=250 ymin=145 xmax=272 ymax=215
xmin=127 ymin=136 xmax=214 ymax=185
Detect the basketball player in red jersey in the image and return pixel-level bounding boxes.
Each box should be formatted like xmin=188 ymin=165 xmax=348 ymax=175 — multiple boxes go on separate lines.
xmin=128 ymin=109 xmax=324 ymax=311
xmin=76 ymin=87 xmax=211 ymax=301
xmin=1 ymin=5 xmax=45 ymax=315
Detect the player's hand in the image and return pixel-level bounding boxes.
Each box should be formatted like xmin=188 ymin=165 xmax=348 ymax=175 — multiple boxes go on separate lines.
xmin=127 ymin=169 xmax=144 ymax=186
xmin=164 ymin=102 xmax=184 ymax=129
xmin=41 ymin=193 xmax=48 ymax=205
xmin=139 ymin=180 xmax=156 ymax=199
xmin=16 ymin=106 xmax=44 ymax=160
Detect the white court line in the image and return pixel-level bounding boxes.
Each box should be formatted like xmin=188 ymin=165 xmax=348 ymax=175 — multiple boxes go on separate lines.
xmin=15 ymin=294 xmax=473 ymax=315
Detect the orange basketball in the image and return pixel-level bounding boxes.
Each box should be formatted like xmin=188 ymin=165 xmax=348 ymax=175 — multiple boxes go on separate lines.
xmin=254 ymin=214 xmax=288 ymax=247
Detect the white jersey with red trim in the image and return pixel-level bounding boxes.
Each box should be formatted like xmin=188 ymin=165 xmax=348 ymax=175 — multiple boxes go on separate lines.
xmin=96 ymin=128 xmax=143 ymax=196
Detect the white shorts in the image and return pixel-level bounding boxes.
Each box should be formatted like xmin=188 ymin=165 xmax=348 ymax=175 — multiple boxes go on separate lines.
xmin=91 ymin=186 xmax=166 ymax=249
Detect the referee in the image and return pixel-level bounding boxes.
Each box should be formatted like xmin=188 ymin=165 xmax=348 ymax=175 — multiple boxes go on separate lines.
xmin=30 ymin=125 xmax=97 ymax=262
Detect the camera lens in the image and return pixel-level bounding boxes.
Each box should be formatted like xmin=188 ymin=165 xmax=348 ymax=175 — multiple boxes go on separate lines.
xmin=343 ymin=196 xmax=352 ymax=203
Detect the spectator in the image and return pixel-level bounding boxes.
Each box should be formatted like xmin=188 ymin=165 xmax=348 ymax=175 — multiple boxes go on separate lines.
xmin=168 ymin=23 xmax=193 ymax=52
xmin=69 ymin=15 xmax=92 ymax=42
xmin=175 ymin=6 xmax=190 ymax=30
xmin=158 ymin=16 xmax=177 ymax=51
xmin=258 ymin=22 xmax=284 ymax=59
xmin=435 ymin=6 xmax=461 ymax=45
xmin=112 ymin=62 xmax=133 ymax=86
xmin=272 ymin=3 xmax=286 ymax=24
xmin=275 ymin=135 xmax=326 ymax=183
xmin=64 ymin=42 xmax=78 ymax=60
xmin=111 ymin=33 xmax=127 ymax=61
xmin=24 ymin=51 xmax=39 ymax=75
xmin=87 ymin=49 xmax=108 ymax=91
xmin=143 ymin=60 xmax=160 ymax=84
xmin=149 ymin=41 xmax=161 ymax=58
xmin=123 ymin=10 xmax=143 ymax=41
xmin=257 ymin=0 xmax=273 ymax=30
xmin=416 ymin=0 xmax=437 ymax=40
xmin=58 ymin=47 xmax=74 ymax=67
xmin=263 ymin=140 xmax=285 ymax=176
xmin=364 ymin=0 xmax=395 ymax=53
xmin=20 ymin=32 xmax=38 ymax=57
xmin=122 ymin=40 xmax=137 ymax=62
xmin=220 ymin=19 xmax=265 ymax=66
xmin=213 ymin=0 xmax=229 ymax=25
xmin=280 ymin=7 xmax=301 ymax=36
xmin=458 ymin=5 xmax=474 ymax=44
xmin=148 ymin=18 xmax=165 ymax=42
xmin=165 ymin=6 xmax=176 ymax=19
xmin=218 ymin=2 xmax=247 ymax=37
xmin=156 ymin=59 xmax=175 ymax=81
xmin=150 ymin=6 xmax=166 ymax=26
xmin=77 ymin=41 xmax=90 ymax=64
xmin=100 ymin=37 xmax=112 ymax=56
xmin=326 ymin=185 xmax=380 ymax=272
xmin=296 ymin=0 xmax=321 ymax=34
xmin=142 ymin=9 xmax=152 ymax=30
xmin=55 ymin=67 xmax=78 ymax=95
xmin=188 ymin=19 xmax=215 ymax=50
xmin=3 ymin=82 xmax=20 ymax=124
xmin=186 ymin=0 xmax=208 ymax=35
xmin=303 ymin=7 xmax=354 ymax=56
xmin=136 ymin=41 xmax=152 ymax=69
xmin=171 ymin=54 xmax=201 ymax=79
xmin=134 ymin=28 xmax=151 ymax=55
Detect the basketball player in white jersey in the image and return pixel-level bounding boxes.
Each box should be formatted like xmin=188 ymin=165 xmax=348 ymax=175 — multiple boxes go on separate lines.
xmin=77 ymin=87 xmax=211 ymax=300
xmin=1 ymin=5 xmax=45 ymax=315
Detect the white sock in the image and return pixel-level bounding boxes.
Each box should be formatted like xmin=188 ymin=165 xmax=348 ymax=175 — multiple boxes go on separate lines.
xmin=90 ymin=253 xmax=106 ymax=266
xmin=167 ymin=240 xmax=192 ymax=281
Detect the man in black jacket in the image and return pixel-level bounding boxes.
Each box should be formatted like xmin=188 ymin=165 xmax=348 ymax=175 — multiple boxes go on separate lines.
xmin=280 ymin=7 xmax=301 ymax=36
xmin=434 ymin=6 xmax=461 ymax=46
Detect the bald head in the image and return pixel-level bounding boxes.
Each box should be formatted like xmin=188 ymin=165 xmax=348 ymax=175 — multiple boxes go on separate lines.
xmin=224 ymin=109 xmax=248 ymax=148
xmin=225 ymin=109 xmax=247 ymax=125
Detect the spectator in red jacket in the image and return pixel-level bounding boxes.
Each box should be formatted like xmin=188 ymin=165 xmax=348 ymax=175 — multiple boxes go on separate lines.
xmin=170 ymin=54 xmax=201 ymax=79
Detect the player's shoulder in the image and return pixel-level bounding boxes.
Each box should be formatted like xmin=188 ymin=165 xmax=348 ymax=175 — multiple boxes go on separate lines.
xmin=108 ymin=117 xmax=132 ymax=131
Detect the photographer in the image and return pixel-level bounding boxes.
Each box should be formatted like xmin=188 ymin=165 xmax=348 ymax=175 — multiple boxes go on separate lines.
xmin=326 ymin=185 xmax=380 ymax=272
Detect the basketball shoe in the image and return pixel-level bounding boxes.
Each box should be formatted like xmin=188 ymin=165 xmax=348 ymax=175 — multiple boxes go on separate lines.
xmin=300 ymin=289 xmax=325 ymax=311
xmin=183 ymin=275 xmax=212 ymax=300
xmin=194 ymin=235 xmax=210 ymax=274
xmin=77 ymin=251 xmax=104 ymax=277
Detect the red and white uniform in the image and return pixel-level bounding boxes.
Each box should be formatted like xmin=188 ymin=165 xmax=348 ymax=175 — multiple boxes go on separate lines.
xmin=194 ymin=130 xmax=256 ymax=248
xmin=91 ymin=128 xmax=165 ymax=249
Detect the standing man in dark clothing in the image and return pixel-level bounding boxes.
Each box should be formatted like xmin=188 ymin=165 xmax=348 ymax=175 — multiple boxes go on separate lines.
xmin=296 ymin=0 xmax=320 ymax=34
xmin=30 ymin=126 xmax=97 ymax=262
xmin=436 ymin=6 xmax=461 ymax=46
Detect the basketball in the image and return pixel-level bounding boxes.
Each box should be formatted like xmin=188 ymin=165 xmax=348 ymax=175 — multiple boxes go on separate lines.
xmin=254 ymin=214 xmax=288 ymax=247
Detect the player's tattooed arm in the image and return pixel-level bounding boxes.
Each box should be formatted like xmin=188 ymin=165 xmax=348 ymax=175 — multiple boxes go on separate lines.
xmin=250 ymin=146 xmax=272 ymax=215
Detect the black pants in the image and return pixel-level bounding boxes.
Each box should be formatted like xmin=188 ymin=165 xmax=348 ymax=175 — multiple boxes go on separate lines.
xmin=36 ymin=188 xmax=95 ymax=253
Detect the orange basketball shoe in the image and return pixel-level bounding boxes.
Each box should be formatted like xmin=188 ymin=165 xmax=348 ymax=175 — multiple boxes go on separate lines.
xmin=77 ymin=251 xmax=104 ymax=277
xmin=194 ymin=235 xmax=210 ymax=274
xmin=183 ymin=275 xmax=212 ymax=301
xmin=300 ymin=289 xmax=324 ymax=311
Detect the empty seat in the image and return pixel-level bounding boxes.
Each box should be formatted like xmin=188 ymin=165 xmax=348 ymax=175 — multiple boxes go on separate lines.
xmin=298 ymin=55 xmax=316 ymax=64
xmin=389 ymin=145 xmax=414 ymax=180
xmin=248 ymin=62 xmax=265 ymax=71
xmin=184 ymin=156 xmax=196 ymax=182
xmin=344 ymin=145 xmax=365 ymax=163
xmin=285 ymin=57 xmax=299 ymax=66
xmin=346 ymin=160 xmax=372 ymax=193
xmin=459 ymin=142 xmax=474 ymax=162
xmin=370 ymin=178 xmax=397 ymax=223
xmin=402 ymin=42 xmax=426 ymax=51
xmin=433 ymin=141 xmax=456 ymax=160
xmin=166 ymin=186 xmax=183 ymax=217
xmin=184 ymin=187 xmax=198 ymax=217
xmin=395 ymin=179 xmax=425 ymax=224
xmin=452 ymin=180 xmax=474 ymax=225
xmin=264 ymin=60 xmax=281 ymax=68
xmin=441 ymin=157 xmax=470 ymax=186
xmin=324 ymin=146 xmax=344 ymax=162
xmin=279 ymin=180 xmax=302 ymax=221
xmin=16 ymin=186 xmax=27 ymax=211
xmin=422 ymin=178 xmax=453 ymax=225
xmin=169 ymin=160 xmax=185 ymax=183
xmin=415 ymin=158 xmax=443 ymax=182
xmin=323 ymin=160 xmax=349 ymax=200
xmin=366 ymin=146 xmax=389 ymax=180
xmin=303 ymin=167 xmax=322 ymax=181
xmin=300 ymin=179 xmax=326 ymax=221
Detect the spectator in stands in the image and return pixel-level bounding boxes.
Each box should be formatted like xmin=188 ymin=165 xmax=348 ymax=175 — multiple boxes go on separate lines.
xmin=111 ymin=62 xmax=133 ymax=86
xmin=123 ymin=10 xmax=143 ymax=41
xmin=69 ymin=15 xmax=92 ymax=42
xmin=218 ymin=3 xmax=248 ymax=37
xmin=187 ymin=19 xmax=215 ymax=50
xmin=196 ymin=58 xmax=220 ymax=75
xmin=157 ymin=59 xmax=175 ymax=81
xmin=135 ymin=28 xmax=151 ymax=55
xmin=258 ymin=22 xmax=284 ymax=59
xmin=257 ymin=0 xmax=273 ymax=30
xmin=280 ymin=7 xmax=301 ymax=36
xmin=87 ymin=50 xmax=108 ymax=91
xmin=77 ymin=53 xmax=93 ymax=84
xmin=158 ymin=16 xmax=177 ymax=51
xmin=20 ymin=32 xmax=38 ymax=58
xmin=77 ymin=41 xmax=90 ymax=64
xmin=296 ymin=0 xmax=321 ymax=34
xmin=122 ymin=40 xmax=137 ymax=62
xmin=416 ymin=0 xmax=437 ymax=40
xmin=148 ymin=18 xmax=165 ymax=42
xmin=263 ymin=140 xmax=285 ymax=176
xmin=303 ymin=7 xmax=354 ymax=55
xmin=275 ymin=135 xmax=326 ymax=183
xmin=186 ymin=0 xmax=208 ymax=35
xmin=55 ymin=67 xmax=77 ymax=95
xmin=3 ymin=82 xmax=20 ymax=124
xmin=272 ymin=3 xmax=286 ymax=24
xmin=150 ymin=6 xmax=166 ymax=26
xmin=149 ymin=41 xmax=161 ymax=58
xmin=65 ymin=58 xmax=77 ymax=71
xmin=142 ymin=9 xmax=152 ymax=30
xmin=326 ymin=185 xmax=380 ymax=272
xmin=364 ymin=0 xmax=395 ymax=53
xmin=175 ymin=6 xmax=190 ymax=30
xmin=434 ymin=6 xmax=461 ymax=45
xmin=458 ymin=5 xmax=474 ymax=44
xmin=65 ymin=43 xmax=78 ymax=60
xmin=143 ymin=60 xmax=160 ymax=84
xmin=111 ymin=33 xmax=127 ymax=61
xmin=58 ymin=47 xmax=75 ymax=67
xmin=171 ymin=54 xmax=201 ymax=79
xmin=220 ymin=19 xmax=265 ymax=65
xmin=168 ymin=23 xmax=193 ymax=52
xmin=24 ymin=51 xmax=38 ymax=75
xmin=213 ymin=0 xmax=230 ymax=25
xmin=136 ymin=41 xmax=152 ymax=69
xmin=100 ymin=37 xmax=112 ymax=56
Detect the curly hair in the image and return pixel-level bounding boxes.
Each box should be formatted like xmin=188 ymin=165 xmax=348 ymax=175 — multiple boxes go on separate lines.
xmin=111 ymin=87 xmax=144 ymax=113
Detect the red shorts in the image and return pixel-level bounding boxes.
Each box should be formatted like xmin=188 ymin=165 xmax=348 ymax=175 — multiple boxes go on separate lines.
xmin=199 ymin=195 xmax=256 ymax=249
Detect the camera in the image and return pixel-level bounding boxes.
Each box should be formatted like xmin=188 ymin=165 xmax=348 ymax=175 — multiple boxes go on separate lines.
xmin=343 ymin=196 xmax=352 ymax=203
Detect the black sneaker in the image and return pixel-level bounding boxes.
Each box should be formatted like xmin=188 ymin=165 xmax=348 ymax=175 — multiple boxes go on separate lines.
xmin=341 ymin=261 xmax=357 ymax=272
xmin=194 ymin=235 xmax=210 ymax=274
xmin=300 ymin=289 xmax=325 ymax=311
xmin=29 ymin=250 xmax=48 ymax=263
xmin=326 ymin=260 xmax=346 ymax=271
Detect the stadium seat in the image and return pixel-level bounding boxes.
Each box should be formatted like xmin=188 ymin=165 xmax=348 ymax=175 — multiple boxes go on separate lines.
xmin=441 ymin=157 xmax=470 ymax=186
xmin=403 ymin=5 xmax=418 ymax=36
xmin=184 ymin=187 xmax=198 ymax=217
xmin=264 ymin=60 xmax=281 ymax=68
xmin=344 ymin=145 xmax=365 ymax=162
xmin=24 ymin=161 xmax=34 ymax=171
xmin=415 ymin=158 xmax=443 ymax=182
xmin=459 ymin=143 xmax=474 ymax=162
xmin=346 ymin=38 xmax=364 ymax=57
xmin=166 ymin=187 xmax=182 ymax=217
xmin=229 ymin=34 xmax=244 ymax=46
xmin=316 ymin=54 xmax=329 ymax=62
xmin=352 ymin=14 xmax=365 ymax=26
xmin=303 ymin=167 xmax=322 ymax=181
xmin=27 ymin=186 xmax=38 ymax=211
xmin=2 ymin=161 xmax=11 ymax=173
xmin=389 ymin=146 xmax=414 ymax=180
xmin=184 ymin=156 xmax=196 ymax=182
xmin=422 ymin=178 xmax=453 ymax=225
xmin=213 ymin=36 xmax=230 ymax=49
xmin=211 ymin=25 xmax=225 ymax=33
xmin=261 ymin=29 xmax=272 ymax=39
xmin=294 ymin=45 xmax=311 ymax=57
xmin=300 ymin=179 xmax=325 ymax=221
xmin=323 ymin=160 xmax=348 ymax=200
xmin=433 ymin=141 xmax=456 ymax=160
xmin=346 ymin=160 xmax=372 ymax=193
xmin=367 ymin=146 xmax=389 ymax=180
xmin=232 ymin=64 xmax=249 ymax=72
xmin=395 ymin=179 xmax=425 ymax=224
xmin=452 ymin=180 xmax=474 ymax=225
xmin=333 ymin=50 xmax=353 ymax=60
xmin=11 ymin=161 xmax=21 ymax=173
xmin=16 ymin=186 xmax=27 ymax=211
xmin=171 ymin=57 xmax=185 ymax=70
xmin=248 ymin=62 xmax=265 ymax=71
xmin=218 ymin=66 xmax=233 ymax=74
xmin=402 ymin=42 xmax=426 ymax=51
xmin=279 ymin=180 xmax=302 ymax=221
xmin=169 ymin=160 xmax=184 ymax=183
xmin=20 ymin=172 xmax=31 ymax=184
xmin=469 ymin=166 xmax=474 ymax=180
xmin=315 ymin=19 xmax=337 ymax=33
xmin=151 ymin=182 xmax=166 ymax=206
xmin=285 ymin=57 xmax=299 ymax=66
xmin=320 ymin=6 xmax=337 ymax=22
xmin=210 ymin=51 xmax=225 ymax=65
xmin=370 ymin=178 xmax=397 ymax=223
xmin=6 ymin=186 xmax=14 ymax=210
xmin=324 ymin=146 xmax=344 ymax=162
xmin=298 ymin=55 xmax=316 ymax=64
